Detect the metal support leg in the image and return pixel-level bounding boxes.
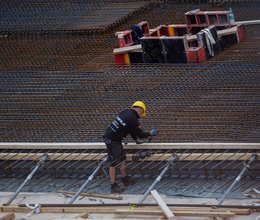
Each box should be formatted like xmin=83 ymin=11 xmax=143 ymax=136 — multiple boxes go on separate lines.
xmin=218 ymin=153 xmax=257 ymax=205
xmin=68 ymin=156 xmax=107 ymax=204
xmin=138 ymin=154 xmax=178 ymax=204
xmin=4 ymin=153 xmax=48 ymax=206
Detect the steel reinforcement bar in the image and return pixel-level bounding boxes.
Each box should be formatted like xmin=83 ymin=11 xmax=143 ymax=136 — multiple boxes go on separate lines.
xmin=0 ymin=143 xmax=259 ymax=202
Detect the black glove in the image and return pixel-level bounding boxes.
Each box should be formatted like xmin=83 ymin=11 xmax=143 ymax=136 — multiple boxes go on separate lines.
xmin=149 ymin=128 xmax=157 ymax=136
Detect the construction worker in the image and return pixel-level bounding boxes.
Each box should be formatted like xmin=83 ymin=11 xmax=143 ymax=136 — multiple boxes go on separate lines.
xmin=103 ymin=101 xmax=157 ymax=193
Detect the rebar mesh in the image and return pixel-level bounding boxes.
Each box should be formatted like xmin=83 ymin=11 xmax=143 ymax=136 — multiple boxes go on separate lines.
xmin=0 ymin=148 xmax=259 ymax=198
xmin=0 ymin=1 xmax=259 ymax=202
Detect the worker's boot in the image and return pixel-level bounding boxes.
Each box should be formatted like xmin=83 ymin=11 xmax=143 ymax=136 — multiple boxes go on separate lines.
xmin=111 ymin=183 xmax=124 ymax=193
xmin=121 ymin=175 xmax=136 ymax=187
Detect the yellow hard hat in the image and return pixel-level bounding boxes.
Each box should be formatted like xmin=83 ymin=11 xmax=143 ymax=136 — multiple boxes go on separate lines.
xmin=132 ymin=101 xmax=146 ymax=117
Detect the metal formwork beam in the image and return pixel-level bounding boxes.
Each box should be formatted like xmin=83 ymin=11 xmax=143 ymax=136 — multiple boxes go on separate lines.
xmin=0 ymin=142 xmax=259 ymax=149
xmin=1 ymin=152 xmax=258 ymax=162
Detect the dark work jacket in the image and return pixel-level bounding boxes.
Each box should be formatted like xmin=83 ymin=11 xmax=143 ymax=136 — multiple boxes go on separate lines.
xmin=104 ymin=109 xmax=150 ymax=142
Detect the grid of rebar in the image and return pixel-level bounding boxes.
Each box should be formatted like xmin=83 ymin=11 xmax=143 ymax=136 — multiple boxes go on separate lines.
xmin=0 ymin=148 xmax=259 ymax=198
xmin=0 ymin=1 xmax=259 ymax=203
xmin=0 ymin=2 xmax=259 ymax=142
xmin=0 ymin=0 xmax=151 ymax=35
xmin=1 ymin=58 xmax=259 ymax=142
xmin=0 ymin=3 xmax=260 ymax=72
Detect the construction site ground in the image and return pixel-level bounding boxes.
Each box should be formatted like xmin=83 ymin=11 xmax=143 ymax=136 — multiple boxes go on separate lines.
xmin=1 ymin=192 xmax=260 ymax=220
xmin=0 ymin=0 xmax=260 ymax=219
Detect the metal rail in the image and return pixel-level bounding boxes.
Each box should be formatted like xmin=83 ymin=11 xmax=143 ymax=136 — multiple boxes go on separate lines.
xmin=138 ymin=154 xmax=179 ymax=204
xmin=68 ymin=156 xmax=108 ymax=204
xmin=218 ymin=153 xmax=258 ymax=205
xmin=3 ymin=153 xmax=48 ymax=206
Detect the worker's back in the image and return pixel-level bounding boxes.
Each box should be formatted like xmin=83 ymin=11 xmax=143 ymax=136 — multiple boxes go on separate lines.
xmin=104 ymin=109 xmax=139 ymax=142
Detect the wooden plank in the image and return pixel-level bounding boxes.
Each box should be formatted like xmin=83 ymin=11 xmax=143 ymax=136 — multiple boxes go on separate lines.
xmin=0 ymin=152 xmax=258 ymax=161
xmin=174 ymin=210 xmax=235 ymax=218
xmin=217 ymin=26 xmax=237 ymax=36
xmin=235 ymin=19 xmax=260 ymax=25
xmin=0 ymin=205 xmax=251 ymax=217
xmin=57 ymin=190 xmax=123 ymax=200
xmin=113 ymin=44 xmax=142 ymax=54
xmin=0 ymin=206 xmax=30 ymax=213
xmin=150 ymin=190 xmax=175 ymax=220
xmin=115 ymin=209 xmax=235 ymax=218
xmin=228 ymin=209 xmax=251 ymax=215
xmin=0 ymin=213 xmax=15 ymax=220
xmin=0 ymin=142 xmax=259 ymax=150
xmin=0 ymin=206 xmax=115 ymax=213
xmin=115 ymin=209 xmax=162 ymax=216
xmin=4 ymin=206 xmax=116 ymax=213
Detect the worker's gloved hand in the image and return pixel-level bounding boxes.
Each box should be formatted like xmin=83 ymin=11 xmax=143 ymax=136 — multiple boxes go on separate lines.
xmin=149 ymin=128 xmax=157 ymax=136
xmin=135 ymin=139 xmax=144 ymax=144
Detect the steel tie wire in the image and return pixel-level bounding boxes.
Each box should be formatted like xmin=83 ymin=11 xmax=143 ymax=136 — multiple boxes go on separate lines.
xmin=168 ymin=151 xmax=190 ymax=171
xmin=131 ymin=149 xmax=163 ymax=170
xmin=61 ymin=174 xmax=95 ymax=192
xmin=178 ymin=175 xmax=203 ymax=191
xmin=64 ymin=150 xmax=100 ymax=170
xmin=1 ymin=174 xmax=27 ymax=191
xmin=49 ymin=175 xmax=84 ymax=192
xmin=2 ymin=168 xmax=24 ymax=189
xmin=148 ymin=149 xmax=178 ymax=170
xmin=0 ymin=149 xmax=17 ymax=166
xmin=213 ymin=177 xmax=238 ymax=194
xmin=239 ymin=178 xmax=260 ymax=192
xmin=34 ymin=150 xmax=93 ymax=187
xmin=66 ymin=154 xmax=108 ymax=197
xmin=75 ymin=150 xmax=106 ymax=170
xmin=11 ymin=149 xmax=45 ymax=170
xmin=221 ymin=150 xmax=253 ymax=170
xmin=157 ymin=177 xmax=176 ymax=190
xmin=27 ymin=149 xmax=72 ymax=187
xmin=210 ymin=149 xmax=242 ymax=169
xmin=155 ymin=154 xmax=179 ymax=172
xmin=43 ymin=149 xmax=74 ymax=169
xmin=178 ymin=150 xmax=205 ymax=169
xmin=189 ymin=149 xmax=220 ymax=169
xmin=4 ymin=149 xmax=36 ymax=170
xmin=202 ymin=174 xmax=230 ymax=193
xmin=133 ymin=177 xmax=156 ymax=194
xmin=163 ymin=175 xmax=193 ymax=192
xmin=182 ymin=176 xmax=209 ymax=192
xmin=55 ymin=149 xmax=84 ymax=170
xmin=129 ymin=149 xmax=163 ymax=171
xmin=27 ymin=173 xmax=53 ymax=191
xmin=39 ymin=175 xmax=67 ymax=191
xmin=191 ymin=178 xmax=218 ymax=194
xmin=231 ymin=178 xmax=256 ymax=193
xmin=171 ymin=149 xmax=199 ymax=167
xmin=231 ymin=150 xmax=255 ymax=169
xmin=143 ymin=149 xmax=172 ymax=171
xmin=229 ymin=158 xmax=259 ymax=193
